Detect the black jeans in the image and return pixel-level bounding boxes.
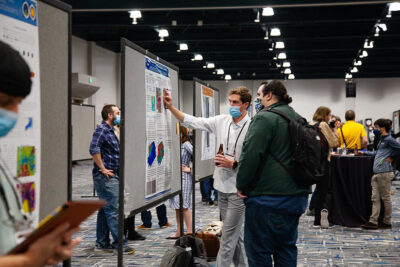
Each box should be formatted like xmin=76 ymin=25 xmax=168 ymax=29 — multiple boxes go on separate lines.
xmin=314 ymin=163 xmax=332 ymax=224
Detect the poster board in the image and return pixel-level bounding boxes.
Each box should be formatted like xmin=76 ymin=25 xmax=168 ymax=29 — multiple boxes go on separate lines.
xmin=193 ymin=78 xmax=220 ymax=181
xmin=72 ymin=104 xmax=95 ymax=161
xmin=121 ymin=38 xmax=181 ymax=215
xmin=393 ymin=110 xmax=400 ymax=137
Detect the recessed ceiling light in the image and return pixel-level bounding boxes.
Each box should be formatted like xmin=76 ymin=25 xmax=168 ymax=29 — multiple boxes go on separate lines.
xmin=350 ymin=67 xmax=358 ymax=73
xmin=262 ymin=7 xmax=274 ymax=16
xmin=389 ymin=2 xmax=400 ymax=12
xmin=197 ymin=20 xmax=203 ymax=26
xmin=207 ymin=63 xmax=215 ymax=68
xmin=172 ymin=20 xmax=177 ymax=26
xmin=284 ymin=68 xmax=291 ymax=74
xmin=179 ymin=43 xmax=188 ymax=51
xmin=158 ymin=29 xmax=169 ymax=41
xmin=216 ymin=69 xmax=224 ymax=75
xmin=275 ymin=41 xmax=285 ymax=49
xmin=193 ymin=54 xmax=203 ymax=60
xmin=270 ymin=28 xmax=281 ymax=36
xmin=278 ymin=52 xmax=287 ymax=59
xmin=288 ymin=74 xmax=295 ymax=79
xmin=225 ymin=74 xmax=232 ymax=80
xmin=354 ymin=60 xmax=362 ymax=66
xmin=129 ymin=10 xmax=142 ymax=24
xmin=345 ymin=73 xmax=352 ymax=79
xmin=282 ymin=62 xmax=291 ymax=67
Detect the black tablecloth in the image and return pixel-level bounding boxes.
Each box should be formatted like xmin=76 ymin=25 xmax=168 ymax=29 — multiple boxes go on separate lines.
xmin=328 ymin=155 xmax=374 ymax=227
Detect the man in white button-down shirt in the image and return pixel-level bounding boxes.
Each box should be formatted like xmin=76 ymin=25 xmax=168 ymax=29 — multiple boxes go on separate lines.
xmin=164 ymin=87 xmax=252 ymax=267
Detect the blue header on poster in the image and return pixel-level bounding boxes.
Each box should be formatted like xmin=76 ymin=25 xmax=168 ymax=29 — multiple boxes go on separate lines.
xmin=145 ymin=57 xmax=169 ymax=77
xmin=0 ymin=0 xmax=38 ymax=26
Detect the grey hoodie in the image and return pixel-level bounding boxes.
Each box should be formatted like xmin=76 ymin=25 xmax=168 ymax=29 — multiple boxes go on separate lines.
xmin=365 ymin=135 xmax=400 ymax=174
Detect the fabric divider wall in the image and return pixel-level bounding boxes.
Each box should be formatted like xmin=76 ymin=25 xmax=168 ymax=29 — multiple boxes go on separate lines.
xmin=38 ymin=0 xmax=71 ymax=219
xmin=72 ymin=104 xmax=95 ymax=161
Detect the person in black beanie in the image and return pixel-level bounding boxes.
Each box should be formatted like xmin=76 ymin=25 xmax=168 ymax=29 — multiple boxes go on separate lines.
xmin=0 ymin=40 xmax=81 ymax=266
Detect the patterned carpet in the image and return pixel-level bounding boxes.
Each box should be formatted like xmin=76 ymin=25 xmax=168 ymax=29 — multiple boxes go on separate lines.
xmin=70 ymin=160 xmax=400 ymax=266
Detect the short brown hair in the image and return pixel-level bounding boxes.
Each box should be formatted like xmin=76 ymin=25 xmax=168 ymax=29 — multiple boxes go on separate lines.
xmin=374 ymin=118 xmax=391 ymax=132
xmin=313 ymin=106 xmax=331 ymax=122
xmin=229 ymin=86 xmax=252 ymax=104
xmin=345 ymin=110 xmax=355 ymax=121
xmin=102 ymin=104 xmax=116 ymax=121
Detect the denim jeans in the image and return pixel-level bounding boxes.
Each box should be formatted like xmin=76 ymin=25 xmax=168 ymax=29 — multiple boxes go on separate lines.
xmin=244 ymin=198 xmax=300 ymax=267
xmin=93 ymin=173 xmax=126 ymax=248
xmin=202 ymin=177 xmax=218 ymax=202
xmin=141 ymin=204 xmax=168 ymax=227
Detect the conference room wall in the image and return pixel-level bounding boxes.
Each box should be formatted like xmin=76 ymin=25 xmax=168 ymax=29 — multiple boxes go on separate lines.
xmin=181 ymin=78 xmax=400 ymax=124
xmin=72 ymin=36 xmax=120 ymax=124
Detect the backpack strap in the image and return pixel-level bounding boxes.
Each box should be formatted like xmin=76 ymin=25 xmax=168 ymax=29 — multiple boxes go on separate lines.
xmin=243 ymin=108 xmax=292 ymax=195
xmin=340 ymin=127 xmax=347 ymax=147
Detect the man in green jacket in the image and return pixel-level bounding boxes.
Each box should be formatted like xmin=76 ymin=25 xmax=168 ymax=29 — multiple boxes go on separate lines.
xmin=236 ymin=80 xmax=309 ymax=267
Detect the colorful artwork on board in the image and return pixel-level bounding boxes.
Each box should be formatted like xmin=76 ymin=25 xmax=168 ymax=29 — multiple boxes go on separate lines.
xmin=157 ymin=142 xmax=164 ymax=165
xmin=147 ymin=142 xmax=156 ymax=166
xmin=17 ymin=182 xmax=35 ymax=213
xmin=156 ymin=87 xmax=162 ymax=112
xmin=151 ymin=96 xmax=156 ymax=111
xmin=17 ymin=146 xmax=36 ymax=177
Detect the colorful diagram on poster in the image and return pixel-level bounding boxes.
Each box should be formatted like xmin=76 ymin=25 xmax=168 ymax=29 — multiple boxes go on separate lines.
xmin=151 ymin=96 xmax=156 ymax=111
xmin=157 ymin=142 xmax=165 ymax=165
xmin=17 ymin=146 xmax=36 ymax=177
xmin=156 ymin=87 xmax=162 ymax=112
xmin=147 ymin=142 xmax=156 ymax=166
xmin=17 ymin=182 xmax=35 ymax=213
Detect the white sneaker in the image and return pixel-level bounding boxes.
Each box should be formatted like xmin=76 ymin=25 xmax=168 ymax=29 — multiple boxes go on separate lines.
xmin=320 ymin=209 xmax=329 ymax=229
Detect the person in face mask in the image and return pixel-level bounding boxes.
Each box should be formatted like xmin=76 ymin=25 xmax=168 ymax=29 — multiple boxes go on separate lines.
xmin=164 ymin=86 xmax=251 ymax=267
xmin=0 ymin=41 xmax=81 ymax=266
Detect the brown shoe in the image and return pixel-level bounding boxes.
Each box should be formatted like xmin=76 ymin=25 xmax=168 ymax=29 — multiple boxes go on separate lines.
xmin=378 ymin=222 xmax=392 ymax=229
xmin=361 ymin=222 xmax=378 ymax=229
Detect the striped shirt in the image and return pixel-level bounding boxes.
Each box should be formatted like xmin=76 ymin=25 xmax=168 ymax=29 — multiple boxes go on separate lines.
xmin=89 ymin=121 xmax=120 ymax=176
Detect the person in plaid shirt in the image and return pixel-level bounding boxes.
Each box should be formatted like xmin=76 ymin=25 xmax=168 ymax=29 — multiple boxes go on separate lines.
xmin=89 ymin=104 xmax=134 ymax=254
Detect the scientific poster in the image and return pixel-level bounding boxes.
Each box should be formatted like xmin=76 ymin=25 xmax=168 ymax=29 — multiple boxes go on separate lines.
xmin=0 ymin=0 xmax=41 ymax=224
xmin=201 ymin=85 xmax=216 ymax=160
xmin=144 ymin=57 xmax=172 ymax=200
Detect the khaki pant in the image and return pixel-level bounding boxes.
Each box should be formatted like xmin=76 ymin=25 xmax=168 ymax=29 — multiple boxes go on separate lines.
xmin=369 ymin=172 xmax=394 ymax=225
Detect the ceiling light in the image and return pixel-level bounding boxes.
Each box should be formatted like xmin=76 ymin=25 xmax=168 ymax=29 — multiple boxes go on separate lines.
xmin=350 ymin=67 xmax=358 ymax=73
xmin=288 ymin=74 xmax=295 ymax=79
xmin=364 ymin=40 xmax=374 ymax=49
xmin=374 ymin=27 xmax=380 ymax=37
xmin=158 ymin=29 xmax=169 ymax=41
xmin=270 ymin=27 xmax=281 ymax=36
xmin=179 ymin=43 xmax=188 ymax=51
xmin=172 ymin=20 xmax=177 ymax=26
xmin=345 ymin=73 xmax=352 ymax=79
xmin=207 ymin=63 xmax=215 ymax=68
xmin=237 ymin=72 xmax=241 ymax=76
xmin=354 ymin=60 xmax=362 ymax=66
xmin=275 ymin=41 xmax=285 ymax=49
xmin=197 ymin=20 xmax=203 ymax=26
xmin=193 ymin=54 xmax=203 ymax=60
xmin=282 ymin=61 xmax=291 ymax=67
xmin=225 ymin=74 xmax=232 ymax=80
xmin=360 ymin=50 xmax=368 ymax=58
xmin=377 ymin=23 xmax=387 ymax=31
xmin=284 ymin=68 xmax=291 ymax=74
xmin=262 ymin=7 xmax=274 ymax=16
xmin=254 ymin=10 xmax=260 ymax=23
xmin=387 ymin=10 xmax=392 ymax=17
xmin=278 ymin=52 xmax=287 ymax=59
xmin=268 ymin=47 xmax=273 ymax=51
xmin=216 ymin=69 xmax=224 ymax=75
xmin=389 ymin=2 xmax=400 ymax=12
xmin=252 ymin=72 xmax=256 ymax=77
xmin=203 ymin=65 xmax=207 ymax=68
xmin=129 ymin=10 xmax=142 ymax=24
xmin=264 ymin=30 xmax=269 ymax=40
xmin=273 ymin=56 xmax=277 ymax=60
xmin=276 ymin=63 xmax=281 ymax=67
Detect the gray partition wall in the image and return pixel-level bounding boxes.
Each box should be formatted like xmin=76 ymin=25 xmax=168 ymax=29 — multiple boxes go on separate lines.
xmin=38 ymin=0 xmax=71 ymax=219
xmin=121 ymin=38 xmax=181 ymax=215
xmin=193 ymin=78 xmax=220 ymax=181
xmin=72 ymin=104 xmax=95 ymax=161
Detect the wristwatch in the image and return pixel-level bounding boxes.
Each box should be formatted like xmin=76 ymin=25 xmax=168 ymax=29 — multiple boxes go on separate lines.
xmin=232 ymin=161 xmax=238 ymax=170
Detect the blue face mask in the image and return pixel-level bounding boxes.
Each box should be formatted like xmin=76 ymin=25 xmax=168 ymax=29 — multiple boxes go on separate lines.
xmin=229 ymin=106 xmax=242 ymax=118
xmin=373 ymin=129 xmax=380 ymax=135
xmin=114 ymin=115 xmax=121 ymax=126
xmin=254 ymin=99 xmax=264 ymax=113
xmin=0 ymin=108 xmax=18 ymax=138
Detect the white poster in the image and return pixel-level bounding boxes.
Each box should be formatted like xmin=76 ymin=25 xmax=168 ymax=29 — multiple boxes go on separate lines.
xmin=144 ymin=57 xmax=172 ymax=200
xmin=0 ymin=0 xmax=41 ymax=224
xmin=200 ymin=85 xmax=216 ymax=160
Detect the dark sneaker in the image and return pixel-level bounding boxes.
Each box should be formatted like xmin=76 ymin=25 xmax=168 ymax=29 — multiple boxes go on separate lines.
xmin=379 ymin=222 xmax=392 ymax=229
xmin=127 ymin=230 xmax=146 ymax=241
xmin=320 ymin=209 xmax=329 ymax=229
xmin=206 ymin=201 xmax=214 ymax=206
xmin=114 ymin=246 xmax=136 ymax=255
xmin=94 ymin=244 xmax=114 ymax=254
xmin=361 ymin=222 xmax=378 ymax=229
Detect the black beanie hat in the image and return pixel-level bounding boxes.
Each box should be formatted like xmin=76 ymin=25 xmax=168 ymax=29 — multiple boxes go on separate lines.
xmin=0 ymin=41 xmax=32 ymax=97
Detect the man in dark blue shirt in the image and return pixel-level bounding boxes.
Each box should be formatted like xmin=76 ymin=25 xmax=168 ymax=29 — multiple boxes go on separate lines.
xmin=89 ymin=104 xmax=134 ymax=253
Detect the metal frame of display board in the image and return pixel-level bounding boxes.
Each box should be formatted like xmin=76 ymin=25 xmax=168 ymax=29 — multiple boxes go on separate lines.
xmin=119 ymin=38 xmax=182 ymax=267
xmin=191 ymin=77 xmax=220 ymax=234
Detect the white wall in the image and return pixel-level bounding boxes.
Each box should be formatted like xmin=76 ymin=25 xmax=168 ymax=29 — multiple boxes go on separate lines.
xmin=72 ymin=36 xmax=120 ymax=124
xmin=180 ymin=78 xmax=400 ymax=124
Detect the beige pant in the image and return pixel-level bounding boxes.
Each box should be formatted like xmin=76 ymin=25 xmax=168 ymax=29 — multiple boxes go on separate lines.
xmin=369 ymin=172 xmax=394 ymax=225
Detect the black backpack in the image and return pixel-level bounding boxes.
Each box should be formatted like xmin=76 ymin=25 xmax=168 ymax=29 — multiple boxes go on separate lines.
xmin=263 ymin=108 xmax=323 ymax=186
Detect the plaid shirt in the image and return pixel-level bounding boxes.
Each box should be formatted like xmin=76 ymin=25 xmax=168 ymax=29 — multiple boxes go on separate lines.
xmin=89 ymin=121 xmax=120 ymax=176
